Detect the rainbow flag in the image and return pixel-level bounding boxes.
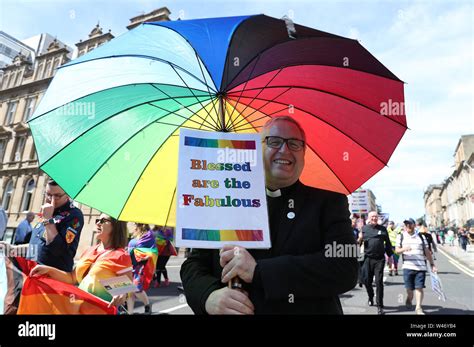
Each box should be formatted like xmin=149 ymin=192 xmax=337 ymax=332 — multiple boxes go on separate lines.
xmin=0 ymin=256 xmax=37 ymax=315
xmin=131 ymin=247 xmax=158 ymax=291
xmin=18 ymin=276 xmax=117 ymax=315
xmin=155 ymin=228 xmax=177 ymax=256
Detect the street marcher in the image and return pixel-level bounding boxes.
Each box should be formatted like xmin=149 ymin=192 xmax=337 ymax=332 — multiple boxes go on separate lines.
xmin=152 ymin=226 xmax=177 ymax=288
xmin=13 ymin=212 xmax=35 ymax=245
xmin=360 ymin=211 xmax=393 ymax=315
xmin=396 ymin=218 xmax=437 ymax=315
xmin=1 ymin=180 xmax=84 ymax=272
xmin=459 ymin=227 xmax=469 ymax=252
xmin=386 ymin=221 xmax=399 ymax=276
xmin=127 ymin=223 xmax=156 ymax=314
xmin=30 ymin=214 xmax=132 ymax=307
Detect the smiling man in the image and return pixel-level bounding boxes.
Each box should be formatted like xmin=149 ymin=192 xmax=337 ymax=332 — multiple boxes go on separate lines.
xmin=180 ymin=116 xmax=358 ymax=314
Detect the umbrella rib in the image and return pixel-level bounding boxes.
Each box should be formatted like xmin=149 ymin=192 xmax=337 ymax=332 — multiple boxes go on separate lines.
xmin=225 ymin=97 xmax=289 ymax=131
xmin=220 ymin=15 xmax=256 ymax=90
xmin=226 ymin=100 xmax=243 ymax=132
xmin=229 ymin=103 xmax=291 ymax=132
xmin=224 ymin=37 xmax=402 ymax=90
xmin=230 ymin=86 xmax=291 ymax=130
xmin=29 ymin=82 xmax=213 ymax=123
xmin=228 ymin=84 xmax=407 ymax=129
xmin=194 ymin=51 xmax=221 ymax=129
xmin=60 ymin=54 xmax=218 ymax=93
xmin=72 ymin=98 xmax=213 ymax=204
xmin=162 ymin=108 xmax=214 ymax=227
xmin=149 ymin=84 xmax=217 ymax=130
xmin=55 ymin=99 xmax=214 ymax=202
xmin=230 ymin=119 xmax=368 ymax=195
xmin=145 ymin=21 xmax=220 ymax=91
xmin=224 ymin=54 xmax=261 ymax=131
xmin=148 ymin=105 xmax=215 ymax=132
xmin=169 ymin=63 xmax=219 ymax=130
xmin=119 ymin=100 xmax=216 ymax=223
xmin=37 ymin=93 xmax=213 ymax=169
xmin=306 ymin=142 xmax=351 ymax=194
xmin=163 ymin=186 xmax=177 ymax=229
xmin=227 ymin=62 xmax=404 ymax=92
xmin=153 ymin=121 xmax=212 ymax=130
xmin=115 ymin=137 xmax=174 ymax=221
xmin=228 ymin=68 xmax=284 ymax=130
xmin=228 ymin=94 xmax=391 ymax=167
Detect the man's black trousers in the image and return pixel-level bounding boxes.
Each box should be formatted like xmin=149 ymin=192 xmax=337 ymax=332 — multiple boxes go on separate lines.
xmin=365 ymin=257 xmax=385 ymax=307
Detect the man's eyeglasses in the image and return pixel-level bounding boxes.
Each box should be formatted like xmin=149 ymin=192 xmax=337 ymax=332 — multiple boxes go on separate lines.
xmin=96 ymin=218 xmax=112 ymax=225
xmin=263 ymin=136 xmax=305 ymax=152
xmin=44 ymin=192 xmax=66 ymax=200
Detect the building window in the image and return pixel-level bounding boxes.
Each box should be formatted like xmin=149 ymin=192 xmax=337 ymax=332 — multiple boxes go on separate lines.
xmin=0 ymin=139 xmax=7 ymax=163
xmin=36 ymin=62 xmax=44 ymax=80
xmin=23 ymin=97 xmax=36 ymax=121
xmin=5 ymin=101 xmax=18 ymax=125
xmin=1 ymin=180 xmax=14 ymax=210
xmin=21 ymin=179 xmax=35 ymax=212
xmin=11 ymin=136 xmax=26 ymax=162
xmin=29 ymin=143 xmax=37 ymax=160
xmin=52 ymin=58 xmax=60 ymax=76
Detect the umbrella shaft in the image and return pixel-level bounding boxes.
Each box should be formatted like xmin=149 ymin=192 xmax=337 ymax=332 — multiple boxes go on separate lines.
xmin=218 ymin=96 xmax=225 ymax=132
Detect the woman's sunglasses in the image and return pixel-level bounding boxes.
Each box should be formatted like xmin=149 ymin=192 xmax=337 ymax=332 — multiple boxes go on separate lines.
xmin=96 ymin=218 xmax=112 ymax=225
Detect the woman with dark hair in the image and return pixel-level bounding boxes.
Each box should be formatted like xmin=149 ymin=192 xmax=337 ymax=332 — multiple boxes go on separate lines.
xmin=30 ymin=213 xmax=133 ymax=307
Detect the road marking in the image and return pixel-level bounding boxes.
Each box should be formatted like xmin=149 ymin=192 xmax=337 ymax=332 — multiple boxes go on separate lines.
xmin=438 ymin=248 xmax=474 ymax=277
xmin=159 ymin=303 xmax=189 ymax=314
xmin=447 ymin=260 xmax=474 ymax=278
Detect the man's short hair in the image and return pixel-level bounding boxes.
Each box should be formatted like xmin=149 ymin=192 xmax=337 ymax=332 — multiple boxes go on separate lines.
xmin=261 ymin=116 xmax=306 ymax=142
xmin=47 ymin=179 xmax=58 ymax=186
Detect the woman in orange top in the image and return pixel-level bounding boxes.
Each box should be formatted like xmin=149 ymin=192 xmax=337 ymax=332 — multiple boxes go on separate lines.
xmin=30 ymin=213 xmax=133 ymax=308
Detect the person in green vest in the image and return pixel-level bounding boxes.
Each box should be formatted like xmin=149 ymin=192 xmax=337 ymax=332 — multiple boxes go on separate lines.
xmin=387 ymin=221 xmax=400 ymax=276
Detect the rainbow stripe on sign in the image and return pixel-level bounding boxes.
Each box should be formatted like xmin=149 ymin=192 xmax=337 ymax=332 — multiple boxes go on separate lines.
xmin=184 ymin=137 xmax=256 ymax=150
xmin=182 ymin=228 xmax=263 ymax=241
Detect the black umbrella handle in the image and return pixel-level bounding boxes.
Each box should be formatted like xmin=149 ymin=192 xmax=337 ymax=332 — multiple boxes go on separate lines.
xmin=228 ymin=277 xmax=243 ymax=290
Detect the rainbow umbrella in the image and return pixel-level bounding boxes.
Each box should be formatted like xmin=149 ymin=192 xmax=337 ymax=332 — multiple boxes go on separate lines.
xmin=29 ymin=15 xmax=406 ymax=226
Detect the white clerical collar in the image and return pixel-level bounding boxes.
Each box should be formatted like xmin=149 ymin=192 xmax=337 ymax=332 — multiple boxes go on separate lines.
xmin=266 ymin=188 xmax=281 ymax=197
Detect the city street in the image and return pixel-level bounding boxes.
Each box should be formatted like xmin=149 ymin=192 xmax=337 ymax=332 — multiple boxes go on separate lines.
xmin=136 ymin=244 xmax=473 ymax=315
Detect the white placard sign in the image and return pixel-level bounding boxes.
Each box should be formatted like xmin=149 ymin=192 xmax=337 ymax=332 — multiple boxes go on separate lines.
xmin=176 ymin=129 xmax=270 ymax=249
xmin=429 ymin=269 xmax=446 ymax=302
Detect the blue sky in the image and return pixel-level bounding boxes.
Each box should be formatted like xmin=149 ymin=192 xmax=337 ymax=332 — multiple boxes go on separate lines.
xmin=1 ymin=0 xmax=473 ymax=222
